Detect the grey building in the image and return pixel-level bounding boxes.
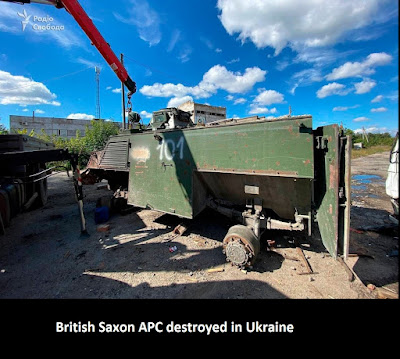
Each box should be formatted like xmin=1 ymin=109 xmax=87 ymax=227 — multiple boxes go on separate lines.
xmin=178 ymin=101 xmax=226 ymax=125
xmin=10 ymin=115 xmax=120 ymax=139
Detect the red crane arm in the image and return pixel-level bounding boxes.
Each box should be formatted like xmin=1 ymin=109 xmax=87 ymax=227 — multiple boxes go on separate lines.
xmin=0 ymin=0 xmax=136 ymax=95
xmin=60 ymin=0 xmax=136 ymax=95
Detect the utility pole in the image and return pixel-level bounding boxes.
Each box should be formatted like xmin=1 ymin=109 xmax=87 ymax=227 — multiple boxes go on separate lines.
xmin=95 ymin=66 xmax=101 ymax=120
xmin=120 ymin=53 xmax=126 ymax=130
xmin=362 ymin=126 xmax=369 ymax=143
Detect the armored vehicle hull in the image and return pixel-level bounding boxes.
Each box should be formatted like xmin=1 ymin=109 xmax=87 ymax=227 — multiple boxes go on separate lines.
xmin=87 ymin=115 xmax=351 ymax=267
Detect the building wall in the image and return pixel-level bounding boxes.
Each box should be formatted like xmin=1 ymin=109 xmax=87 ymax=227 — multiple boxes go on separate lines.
xmin=10 ymin=115 xmax=120 ymax=139
xmin=178 ymin=101 xmax=226 ymax=125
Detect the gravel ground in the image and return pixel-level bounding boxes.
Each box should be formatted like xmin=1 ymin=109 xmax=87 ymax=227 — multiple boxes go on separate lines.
xmin=0 ymin=151 xmax=397 ymax=299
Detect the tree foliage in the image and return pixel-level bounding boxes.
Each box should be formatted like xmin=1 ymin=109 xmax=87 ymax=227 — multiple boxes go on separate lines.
xmin=344 ymin=128 xmax=396 ymax=148
xmin=0 ymin=124 xmax=9 ymax=134
xmin=10 ymin=120 xmax=120 ymax=167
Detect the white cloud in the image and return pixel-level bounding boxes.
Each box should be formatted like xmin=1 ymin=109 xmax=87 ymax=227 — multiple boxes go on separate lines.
xmin=248 ymin=106 xmax=267 ymax=115
xmin=316 ymin=82 xmax=349 ymax=98
xmin=140 ymin=82 xmax=206 ymax=98
xmin=354 ymin=79 xmax=376 ymax=94
xmin=76 ymin=58 xmax=102 ymax=69
xmin=276 ymin=60 xmax=290 ymax=71
xmin=353 ymin=116 xmax=370 ymax=122
xmin=140 ymin=65 xmax=266 ymax=99
xmin=217 ymin=0 xmax=393 ymax=55
xmin=249 ymin=89 xmax=283 ymax=114
xmin=326 ymin=52 xmax=392 ymax=80
xmin=355 ymin=127 xmax=397 ymax=135
xmin=177 ymin=45 xmax=192 ymax=63
xmin=233 ymin=98 xmax=247 ymax=105
xmin=0 ymin=3 xmax=22 ymax=34
xmin=106 ymin=86 xmax=122 ymax=94
xmin=139 ymin=110 xmax=153 ymax=119
xmin=387 ymin=92 xmax=398 ymax=102
xmin=332 ymin=105 xmax=359 ymax=111
xmin=227 ymin=58 xmax=240 ymax=64
xmin=249 ymin=106 xmax=277 ymax=115
xmin=34 ymin=109 xmax=45 ymax=114
xmin=200 ymin=36 xmax=214 ymax=50
xmin=0 ymin=70 xmax=60 ymax=106
xmin=167 ymin=96 xmax=193 ymax=108
xmin=290 ymin=68 xmax=323 ymax=94
xmin=167 ymin=29 xmax=181 ymax=52
xmin=166 ymin=30 xmax=192 ymax=63
xmin=67 ymin=113 xmax=95 ymax=120
xmin=0 ymin=2 xmax=84 ymax=48
xmin=215 ymin=48 xmax=222 ymax=53
xmin=113 ymin=0 xmax=161 ymax=46
xmin=202 ymin=65 xmax=266 ymax=93
xmin=253 ymin=90 xmax=284 ymax=106
xmin=371 ymin=95 xmax=383 ymax=103
xmin=293 ymin=47 xmax=357 ymax=68
xmin=371 ymin=107 xmax=388 ymax=112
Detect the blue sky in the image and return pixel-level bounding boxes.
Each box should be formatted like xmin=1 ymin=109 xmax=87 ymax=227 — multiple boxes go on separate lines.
xmin=0 ymin=0 xmax=398 ymax=135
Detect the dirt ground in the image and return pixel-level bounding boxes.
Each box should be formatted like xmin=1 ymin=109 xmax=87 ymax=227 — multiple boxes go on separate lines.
xmin=0 ymin=151 xmax=398 ymax=299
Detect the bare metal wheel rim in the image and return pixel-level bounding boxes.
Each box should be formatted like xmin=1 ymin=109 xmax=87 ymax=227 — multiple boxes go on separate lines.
xmin=223 ymin=225 xmax=260 ymax=267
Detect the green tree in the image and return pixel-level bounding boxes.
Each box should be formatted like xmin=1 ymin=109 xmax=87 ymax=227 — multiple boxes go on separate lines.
xmin=0 ymin=124 xmax=8 ymax=134
xmin=344 ymin=127 xmax=395 ymax=148
xmin=68 ymin=120 xmax=120 ymax=166
xmin=12 ymin=120 xmax=120 ymax=167
xmin=83 ymin=119 xmax=120 ymax=153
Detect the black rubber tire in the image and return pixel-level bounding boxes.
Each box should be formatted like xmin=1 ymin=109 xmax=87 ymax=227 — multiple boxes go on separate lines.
xmin=35 ymin=167 xmax=48 ymax=207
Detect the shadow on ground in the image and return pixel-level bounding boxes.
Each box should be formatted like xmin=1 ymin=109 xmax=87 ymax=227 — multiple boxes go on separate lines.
xmin=349 ymin=206 xmax=398 ymax=287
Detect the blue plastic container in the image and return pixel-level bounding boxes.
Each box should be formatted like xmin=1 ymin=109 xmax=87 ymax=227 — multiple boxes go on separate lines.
xmin=95 ymin=206 xmax=109 ymax=224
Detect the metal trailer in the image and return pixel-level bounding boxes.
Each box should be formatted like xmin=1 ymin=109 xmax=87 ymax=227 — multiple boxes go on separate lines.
xmin=87 ymin=114 xmax=351 ymax=267
xmin=0 ymin=134 xmax=86 ymax=235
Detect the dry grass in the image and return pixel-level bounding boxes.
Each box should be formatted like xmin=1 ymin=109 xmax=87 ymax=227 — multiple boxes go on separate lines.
xmin=351 ymin=145 xmax=391 ymax=159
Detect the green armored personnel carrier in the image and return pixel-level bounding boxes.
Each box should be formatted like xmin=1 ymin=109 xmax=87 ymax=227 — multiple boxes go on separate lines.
xmin=87 ymin=108 xmax=351 ymax=267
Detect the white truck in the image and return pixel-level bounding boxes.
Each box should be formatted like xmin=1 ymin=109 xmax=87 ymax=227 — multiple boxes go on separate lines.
xmin=386 ymin=132 xmax=399 ymax=224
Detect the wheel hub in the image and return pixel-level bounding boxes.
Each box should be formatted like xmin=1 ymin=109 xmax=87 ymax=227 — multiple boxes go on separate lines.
xmin=223 ymin=225 xmax=260 ymax=267
xmin=225 ymin=237 xmax=251 ymax=267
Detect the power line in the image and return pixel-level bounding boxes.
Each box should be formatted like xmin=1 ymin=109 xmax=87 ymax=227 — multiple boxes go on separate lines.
xmin=123 ymin=55 xmax=182 ymax=83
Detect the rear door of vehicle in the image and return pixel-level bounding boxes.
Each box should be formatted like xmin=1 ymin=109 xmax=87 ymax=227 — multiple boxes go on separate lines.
xmin=314 ymin=124 xmax=351 ymax=259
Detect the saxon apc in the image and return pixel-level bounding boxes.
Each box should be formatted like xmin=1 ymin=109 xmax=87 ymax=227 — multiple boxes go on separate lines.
xmin=86 ymin=110 xmax=351 ymax=268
